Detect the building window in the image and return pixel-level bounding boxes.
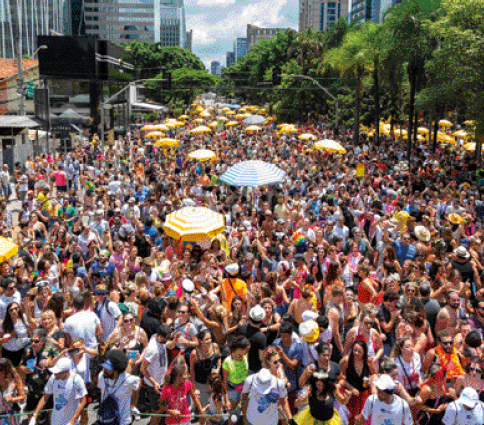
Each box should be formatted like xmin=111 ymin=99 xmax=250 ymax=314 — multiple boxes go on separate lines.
xmin=328 ymin=2 xmax=336 ymax=7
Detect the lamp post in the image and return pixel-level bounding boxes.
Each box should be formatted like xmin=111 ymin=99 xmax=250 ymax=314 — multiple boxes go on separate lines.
xmin=281 ymin=74 xmax=339 ymax=130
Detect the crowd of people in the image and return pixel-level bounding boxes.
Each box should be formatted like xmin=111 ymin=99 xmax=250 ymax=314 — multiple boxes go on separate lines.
xmin=1 ymin=104 xmax=484 ymax=425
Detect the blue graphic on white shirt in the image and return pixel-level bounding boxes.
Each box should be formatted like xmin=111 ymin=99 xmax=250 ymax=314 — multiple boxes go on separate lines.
xmin=257 ymin=391 xmax=279 ymax=413
xmin=55 ymin=394 xmax=68 ymax=411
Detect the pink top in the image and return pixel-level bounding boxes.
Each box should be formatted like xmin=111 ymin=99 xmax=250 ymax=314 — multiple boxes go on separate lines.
xmin=54 ymin=170 xmax=67 ymax=186
xmin=160 ymin=380 xmax=193 ymax=425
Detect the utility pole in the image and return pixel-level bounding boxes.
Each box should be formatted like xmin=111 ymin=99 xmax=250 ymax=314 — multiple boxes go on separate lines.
xmin=17 ymin=35 xmax=25 ymax=116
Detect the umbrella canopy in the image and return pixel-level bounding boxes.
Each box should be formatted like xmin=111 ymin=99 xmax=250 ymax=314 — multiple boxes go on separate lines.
xmin=437 ymin=132 xmax=455 ymax=144
xmin=417 ymin=127 xmax=430 ymax=134
xmin=230 ymin=104 xmax=241 ymax=109
xmin=439 ymin=119 xmax=453 ymax=127
xmin=145 ymin=131 xmax=164 ymax=138
xmin=221 ymin=107 xmax=231 ymax=112
xmin=463 ymin=143 xmax=483 ymax=151
xmin=0 ymin=237 xmax=18 ymax=261
xmin=243 ymin=115 xmax=266 ymax=125
xmin=141 ymin=124 xmax=157 ymax=131
xmin=299 ymin=133 xmax=317 ymax=141
xmin=220 ymin=160 xmax=286 ymax=187
xmin=208 ymin=121 xmax=218 ymax=128
xmin=453 ymin=130 xmax=468 ymax=139
xmin=154 ymin=138 xmax=179 ymax=147
xmin=193 ymin=118 xmax=205 ymax=124
xmin=189 ymin=125 xmax=211 ymax=134
xmin=226 ymin=111 xmax=235 ymax=115
xmin=153 ymin=124 xmax=169 ymax=131
xmin=246 ymin=125 xmax=262 ymax=133
xmin=188 ymin=149 xmax=216 ymax=161
xmin=200 ymin=110 xmax=212 ymax=118
xmin=464 ymin=120 xmax=475 ymax=126
xmin=278 ymin=124 xmax=297 ymax=133
xmin=266 ymin=116 xmax=276 ymax=122
xmin=216 ymin=116 xmax=228 ymax=121
xmin=226 ymin=121 xmax=239 ymax=127
xmin=178 ymin=115 xmax=190 ymax=120
xmin=163 ymin=207 xmax=225 ymax=241
xmin=314 ymin=139 xmax=347 ymax=154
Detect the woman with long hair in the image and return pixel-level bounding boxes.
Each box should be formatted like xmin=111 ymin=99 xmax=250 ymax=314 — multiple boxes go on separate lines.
xmin=189 ymin=330 xmax=221 ymax=408
xmin=339 ymin=338 xmax=376 ymax=423
xmin=0 ymin=358 xmax=25 ymax=425
xmin=260 ymin=298 xmax=282 ymax=346
xmin=294 ymin=372 xmax=346 ymax=425
xmin=41 ymin=309 xmax=65 ymax=352
xmin=390 ymin=337 xmax=422 ymax=397
xmin=0 ymin=302 xmax=29 ymax=366
xmin=151 ymin=361 xmax=204 ymax=425
xmin=454 ymin=358 xmax=484 ymax=401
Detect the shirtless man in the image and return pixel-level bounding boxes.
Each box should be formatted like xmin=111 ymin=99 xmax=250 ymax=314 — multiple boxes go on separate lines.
xmin=435 ymin=290 xmax=462 ymax=338
xmin=287 ymin=286 xmax=316 ymax=325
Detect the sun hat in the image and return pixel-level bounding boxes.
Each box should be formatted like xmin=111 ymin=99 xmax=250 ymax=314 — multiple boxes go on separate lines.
xmin=448 ymin=213 xmax=465 ymax=224
xmin=249 ymin=305 xmax=266 ymax=323
xmin=226 ymin=263 xmax=239 ymax=276
xmin=454 ymin=246 xmax=470 ymax=259
xmin=414 ymin=225 xmax=431 ymax=242
xmin=374 ymin=374 xmax=397 ymax=392
xmin=299 ymin=320 xmax=320 ymax=344
xmin=49 ymin=357 xmax=72 ymax=374
xmin=160 ymin=271 xmax=172 ymax=281
xmin=302 ymin=311 xmax=319 ymax=322
xmin=254 ymin=369 xmax=274 ymax=395
xmin=458 ymin=387 xmax=479 ymax=408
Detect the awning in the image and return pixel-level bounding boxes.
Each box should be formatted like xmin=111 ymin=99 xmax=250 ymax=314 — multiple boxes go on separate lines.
xmin=131 ymin=102 xmax=168 ymax=112
xmin=0 ymin=116 xmax=40 ymax=128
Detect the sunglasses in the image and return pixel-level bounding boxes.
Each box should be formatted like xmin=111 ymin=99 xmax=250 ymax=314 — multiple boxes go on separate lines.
xmin=441 ymin=341 xmax=453 ymax=346
xmin=469 ymin=367 xmax=482 ymax=373
xmin=124 ymin=318 xmax=135 ymax=323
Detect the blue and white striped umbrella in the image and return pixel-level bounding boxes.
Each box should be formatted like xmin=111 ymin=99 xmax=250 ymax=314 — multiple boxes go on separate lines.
xmin=220 ymin=160 xmax=286 ymax=187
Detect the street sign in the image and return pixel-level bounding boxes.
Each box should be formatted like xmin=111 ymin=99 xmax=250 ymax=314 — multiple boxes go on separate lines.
xmin=26 ymin=82 xmax=37 ymax=99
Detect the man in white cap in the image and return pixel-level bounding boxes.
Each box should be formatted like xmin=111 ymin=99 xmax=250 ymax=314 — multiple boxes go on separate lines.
xmin=239 ymin=305 xmax=267 ymax=374
xmin=220 ymin=263 xmax=248 ymax=311
xmin=356 ymin=374 xmax=412 ymax=425
xmin=31 ymin=358 xmax=88 ymax=425
xmin=442 ymin=387 xmax=484 ymax=425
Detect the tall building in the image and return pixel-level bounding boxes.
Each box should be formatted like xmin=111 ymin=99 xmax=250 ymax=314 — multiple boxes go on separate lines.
xmin=0 ymin=0 xmax=65 ymax=58
xmin=349 ymin=0 xmax=401 ymax=24
xmin=226 ymin=51 xmax=235 ymax=68
xmin=299 ymin=0 xmax=349 ymax=32
xmin=234 ymin=37 xmax=247 ymax=61
xmin=210 ymin=61 xmax=221 ymax=76
xmin=186 ymin=29 xmax=192 ymax=51
xmin=247 ymin=24 xmax=294 ymax=52
xmin=65 ymin=0 xmax=187 ymax=47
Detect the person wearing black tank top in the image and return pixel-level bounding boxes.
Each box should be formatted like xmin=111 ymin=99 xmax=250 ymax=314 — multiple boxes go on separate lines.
xmin=294 ymin=372 xmax=346 ymax=425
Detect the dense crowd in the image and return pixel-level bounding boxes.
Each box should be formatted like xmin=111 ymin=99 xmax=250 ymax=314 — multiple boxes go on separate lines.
xmin=0 ymin=106 xmax=484 ymax=425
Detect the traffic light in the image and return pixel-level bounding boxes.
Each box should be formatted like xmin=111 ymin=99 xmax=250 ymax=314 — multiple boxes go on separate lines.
xmin=163 ymin=70 xmax=172 ymax=90
xmin=272 ymin=66 xmax=281 ymax=86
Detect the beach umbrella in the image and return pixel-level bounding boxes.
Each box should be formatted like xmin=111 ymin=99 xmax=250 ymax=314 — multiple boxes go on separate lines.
xmin=226 ymin=121 xmax=239 ymax=127
xmin=153 ymin=124 xmax=169 ymax=131
xmin=208 ymin=121 xmax=218 ymax=128
xmin=243 ymin=115 xmax=266 ymax=125
xmin=188 ymin=149 xmax=216 ymax=161
xmin=200 ymin=110 xmax=212 ymax=118
xmin=453 ymin=130 xmax=468 ymax=139
xmin=141 ymin=124 xmax=156 ymax=131
xmin=246 ymin=125 xmax=262 ymax=133
xmin=463 ymin=143 xmax=483 ymax=151
xmin=299 ymin=133 xmax=317 ymax=141
xmin=163 ymin=207 xmax=225 ymax=242
xmin=278 ymin=125 xmax=297 ymax=134
xmin=417 ymin=127 xmax=430 ymax=134
xmin=464 ymin=120 xmax=475 ymax=126
xmin=437 ymin=132 xmax=455 ymax=144
xmin=145 ymin=131 xmax=164 ymax=138
xmin=189 ymin=126 xmax=211 ymax=134
xmin=154 ymin=138 xmax=179 ymax=147
xmin=216 ymin=116 xmax=228 ymax=121
xmin=193 ymin=118 xmax=205 ymax=124
xmin=219 ymin=160 xmax=286 ymax=187
xmin=439 ymin=119 xmax=453 ymax=127
xmin=0 ymin=238 xmax=18 ymax=261
xmin=178 ymin=115 xmax=189 ymax=120
xmin=314 ymin=139 xmax=347 ymax=154
xmin=226 ymin=111 xmax=235 ymax=116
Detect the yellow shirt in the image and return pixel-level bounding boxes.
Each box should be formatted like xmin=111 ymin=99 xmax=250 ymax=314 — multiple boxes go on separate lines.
xmin=222 ymin=277 xmax=247 ymax=310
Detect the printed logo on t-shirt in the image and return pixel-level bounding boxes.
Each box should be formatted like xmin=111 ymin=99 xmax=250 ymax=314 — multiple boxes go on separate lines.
xmin=55 ymin=394 xmax=68 ymax=411
xmin=257 ymin=391 xmax=279 ymax=413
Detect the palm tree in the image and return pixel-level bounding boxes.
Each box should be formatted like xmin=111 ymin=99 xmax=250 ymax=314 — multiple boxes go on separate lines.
xmin=323 ymin=28 xmax=370 ymax=144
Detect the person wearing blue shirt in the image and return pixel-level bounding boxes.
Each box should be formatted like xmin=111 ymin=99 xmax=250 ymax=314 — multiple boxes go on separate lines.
xmin=393 ymin=232 xmax=417 ymax=267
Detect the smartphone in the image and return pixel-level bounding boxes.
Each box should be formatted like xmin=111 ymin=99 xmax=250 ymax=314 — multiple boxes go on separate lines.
xmin=68 ymin=348 xmax=79 ymax=355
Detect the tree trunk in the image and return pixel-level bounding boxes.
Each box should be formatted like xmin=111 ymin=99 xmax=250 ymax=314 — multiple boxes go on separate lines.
xmin=407 ymin=66 xmax=417 ymax=163
xmin=475 ymin=120 xmax=484 ymax=170
xmin=432 ymin=118 xmax=438 ymax=152
xmin=414 ymin=110 xmax=419 ymax=143
xmin=373 ymin=61 xmax=380 ymax=146
xmin=354 ymin=69 xmax=362 ymax=145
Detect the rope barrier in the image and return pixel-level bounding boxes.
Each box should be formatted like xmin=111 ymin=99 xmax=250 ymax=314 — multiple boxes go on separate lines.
xmin=0 ymin=408 xmax=231 ymax=420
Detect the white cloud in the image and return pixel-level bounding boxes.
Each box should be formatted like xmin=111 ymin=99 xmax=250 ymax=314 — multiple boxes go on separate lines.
xmin=195 ymin=0 xmax=236 ymax=5
xmin=192 ymin=27 xmax=217 ymax=46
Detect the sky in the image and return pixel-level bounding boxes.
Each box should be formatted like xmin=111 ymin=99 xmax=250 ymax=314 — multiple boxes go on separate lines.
xmin=185 ymin=0 xmax=299 ymax=70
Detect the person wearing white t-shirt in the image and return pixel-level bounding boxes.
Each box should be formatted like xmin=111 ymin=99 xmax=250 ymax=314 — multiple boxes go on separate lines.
xmin=98 ymin=349 xmax=141 ymax=425
xmin=442 ymin=387 xmax=484 ymax=425
xmin=139 ymin=324 xmax=176 ymax=414
xmin=357 ymin=374 xmax=412 ymax=425
xmin=93 ymin=286 xmax=123 ymax=343
xmin=64 ymin=295 xmax=102 ymax=351
xmin=31 ymin=358 xmax=88 ymax=425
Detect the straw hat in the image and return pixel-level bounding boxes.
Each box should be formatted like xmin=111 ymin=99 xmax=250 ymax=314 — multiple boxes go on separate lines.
xmin=448 ymin=213 xmax=465 ymax=224
xmin=414 ymin=225 xmax=431 ymax=242
xmin=299 ymin=320 xmax=320 ymax=344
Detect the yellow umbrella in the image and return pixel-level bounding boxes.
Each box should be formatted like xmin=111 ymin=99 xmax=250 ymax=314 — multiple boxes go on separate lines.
xmin=258 ymin=108 xmax=268 ymax=115
xmin=189 ymin=125 xmax=211 ymax=134
xmin=154 ymin=138 xmax=179 ymax=147
xmin=188 ymin=149 xmax=216 ymax=161
xmin=463 ymin=143 xmax=483 ymax=151
xmin=314 ymin=139 xmax=347 ymax=154
xmin=216 ymin=116 xmax=228 ymax=121
xmin=141 ymin=124 xmax=156 ymax=131
xmin=0 ymin=237 xmax=18 ymax=261
xmin=417 ymin=127 xmax=430 ymax=134
xmin=464 ymin=120 xmax=475 ymax=126
xmin=163 ymin=122 xmax=176 ymax=129
xmin=278 ymin=123 xmax=290 ymax=129
xmin=416 ymin=134 xmax=426 ymax=141
xmin=145 ymin=131 xmax=164 ymax=138
xmin=226 ymin=111 xmax=235 ymax=116
xmin=298 ymin=133 xmax=317 ymax=141
xmin=225 ymin=121 xmax=239 ymax=127
xmin=221 ymin=107 xmax=231 ymax=112
xmin=278 ymin=125 xmax=297 ymax=134
xmin=439 ymin=119 xmax=453 ymax=127
xmin=437 ymin=132 xmax=455 ymax=144
xmin=163 ymin=207 xmax=225 ymax=242
xmin=193 ymin=118 xmax=205 ymax=124
xmin=266 ymin=116 xmax=276 ymax=122
xmin=178 ymin=115 xmax=190 ymax=120
xmin=453 ymin=130 xmax=468 ymax=139
xmin=153 ymin=124 xmax=169 ymax=131
xmin=200 ymin=110 xmax=212 ymax=118
xmin=394 ymin=129 xmax=408 ymax=138
xmin=208 ymin=121 xmax=219 ymax=128
xmin=246 ymin=125 xmax=262 ymax=133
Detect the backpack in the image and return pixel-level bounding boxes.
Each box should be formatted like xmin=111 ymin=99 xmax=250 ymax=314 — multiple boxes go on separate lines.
xmin=98 ymin=377 xmax=125 ymax=425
